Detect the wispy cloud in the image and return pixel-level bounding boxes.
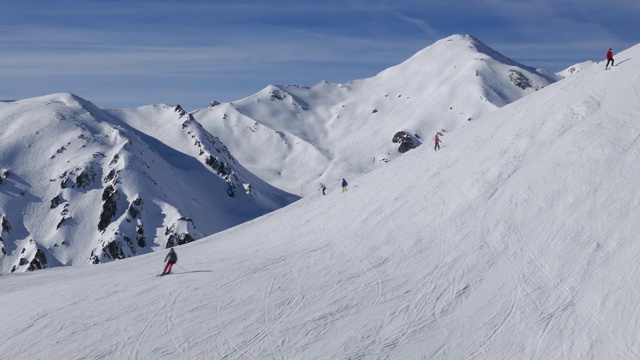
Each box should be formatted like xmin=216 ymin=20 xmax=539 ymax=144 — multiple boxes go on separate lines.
xmin=1 ymin=0 xmax=638 ymax=109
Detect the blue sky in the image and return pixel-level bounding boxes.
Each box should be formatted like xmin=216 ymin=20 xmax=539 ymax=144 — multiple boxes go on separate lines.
xmin=1 ymin=0 xmax=638 ymax=110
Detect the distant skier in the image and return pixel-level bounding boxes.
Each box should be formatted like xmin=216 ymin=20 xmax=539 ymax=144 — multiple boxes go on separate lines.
xmin=605 ymin=48 xmax=614 ymax=69
xmin=320 ymin=183 xmax=327 ymax=195
xmin=162 ymin=248 xmax=178 ymax=275
xmin=341 ymin=178 xmax=348 ymax=192
xmin=434 ymin=133 xmax=441 ymax=151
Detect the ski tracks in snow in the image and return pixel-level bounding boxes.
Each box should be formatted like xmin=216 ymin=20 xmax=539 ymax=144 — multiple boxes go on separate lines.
xmin=166 ymin=287 xmax=190 ymax=358
xmin=114 ymin=280 xmax=192 ymax=360
xmin=332 ymin=235 xmax=383 ymax=309
xmin=215 ymin=254 xmax=306 ymax=359
xmin=262 ymin=260 xmax=306 ymax=360
xmin=116 ymin=285 xmax=172 ymax=360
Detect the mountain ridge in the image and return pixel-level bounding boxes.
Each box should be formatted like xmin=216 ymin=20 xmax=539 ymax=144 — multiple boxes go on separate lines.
xmin=0 ymin=94 xmax=296 ymax=273
xmin=1 ymin=40 xmax=639 ymax=359
xmin=193 ymin=34 xmax=561 ymax=194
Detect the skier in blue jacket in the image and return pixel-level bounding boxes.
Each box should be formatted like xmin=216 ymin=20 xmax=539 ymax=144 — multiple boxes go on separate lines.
xmin=341 ymin=178 xmax=348 ymax=192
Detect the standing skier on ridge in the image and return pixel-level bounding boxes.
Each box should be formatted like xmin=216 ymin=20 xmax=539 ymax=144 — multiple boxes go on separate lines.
xmin=342 ymin=178 xmax=348 ymax=192
xmin=605 ymin=48 xmax=614 ymax=69
xmin=434 ymin=133 xmax=441 ymax=151
xmin=161 ymin=248 xmax=178 ymax=275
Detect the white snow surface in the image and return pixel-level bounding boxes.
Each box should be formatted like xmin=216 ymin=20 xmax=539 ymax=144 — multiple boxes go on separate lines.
xmin=0 ymin=97 xmax=296 ymax=273
xmin=193 ymin=35 xmax=560 ymax=195
xmin=1 ymin=41 xmax=639 ymax=359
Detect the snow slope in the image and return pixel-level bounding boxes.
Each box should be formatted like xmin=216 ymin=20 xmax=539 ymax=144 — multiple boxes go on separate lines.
xmin=0 ymin=96 xmax=296 ymax=273
xmin=193 ymin=35 xmax=560 ymax=195
xmin=1 ymin=43 xmax=639 ymax=359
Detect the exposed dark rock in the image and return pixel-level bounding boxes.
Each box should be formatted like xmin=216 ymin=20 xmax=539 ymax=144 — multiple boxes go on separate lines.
xmin=128 ymin=197 xmax=143 ymax=219
xmin=103 ymin=169 xmax=118 ymax=183
xmin=136 ymin=225 xmax=146 ymax=247
xmin=60 ymin=171 xmax=69 ymax=189
xmin=3 ymin=170 xmax=9 ymax=177
xmin=508 ymin=69 xmax=533 ymax=90
xmin=398 ymin=142 xmax=416 ymax=153
xmin=89 ymin=249 xmax=100 ymax=264
xmin=50 ymin=195 xmax=62 ymax=209
xmin=128 ymin=197 xmax=146 ymax=247
xmin=75 ymin=167 xmax=97 ymax=188
xmin=205 ymin=155 xmax=228 ymax=175
xmin=109 ymin=154 xmax=120 ymax=166
xmin=98 ymin=185 xmax=118 ymax=232
xmin=166 ymin=233 xmax=194 ymax=248
xmin=204 ymin=155 xmax=237 ymax=196
xmin=174 ymin=104 xmax=187 ymax=117
xmin=165 ymin=218 xmax=196 ymax=248
xmin=27 ymin=249 xmax=47 ymax=271
xmin=269 ymin=90 xmax=285 ymax=101
xmin=0 ymin=237 xmax=5 ymax=255
xmin=392 ymin=131 xmax=417 ymax=153
xmin=1 ymin=216 xmax=11 ymax=233
xmin=104 ymin=240 xmax=125 ymax=260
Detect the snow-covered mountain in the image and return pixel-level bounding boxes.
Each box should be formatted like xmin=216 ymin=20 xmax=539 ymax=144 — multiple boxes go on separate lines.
xmin=193 ymin=34 xmax=560 ymax=195
xmin=1 ymin=40 xmax=639 ymax=359
xmin=0 ymin=94 xmax=297 ymax=273
xmin=3 ymin=34 xmax=560 ymax=274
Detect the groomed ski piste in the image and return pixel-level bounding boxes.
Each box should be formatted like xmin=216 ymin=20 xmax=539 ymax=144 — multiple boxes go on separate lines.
xmin=1 ymin=45 xmax=639 ymax=359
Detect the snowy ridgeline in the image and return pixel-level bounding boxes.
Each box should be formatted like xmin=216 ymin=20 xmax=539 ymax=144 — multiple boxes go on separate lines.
xmin=0 ymin=35 xmax=559 ymax=275
xmin=0 ymin=97 xmax=296 ymax=274
xmin=0 ymin=40 xmax=639 ymax=358
xmin=193 ymin=35 xmax=560 ymax=195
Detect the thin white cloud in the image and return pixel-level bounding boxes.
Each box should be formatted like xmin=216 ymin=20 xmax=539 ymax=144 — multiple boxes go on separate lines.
xmin=389 ymin=12 xmax=442 ymax=40
xmin=1 ymin=0 xmax=638 ymax=109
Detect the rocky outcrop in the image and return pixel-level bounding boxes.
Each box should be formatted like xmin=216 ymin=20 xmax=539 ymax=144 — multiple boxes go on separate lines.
xmin=75 ymin=166 xmax=97 ymax=189
xmin=50 ymin=195 xmax=62 ymax=209
xmin=165 ymin=217 xmax=197 ymax=248
xmin=10 ymin=239 xmax=49 ymax=273
xmin=2 ymin=216 xmax=11 ymax=233
xmin=392 ymin=131 xmax=418 ymax=153
xmin=98 ymin=185 xmax=119 ymax=232
xmin=128 ymin=197 xmax=146 ymax=248
xmin=508 ymin=69 xmax=534 ymax=90
xmin=27 ymin=249 xmax=48 ymax=271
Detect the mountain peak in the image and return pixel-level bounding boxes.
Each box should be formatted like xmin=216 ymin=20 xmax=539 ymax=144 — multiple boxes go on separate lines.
xmin=3 ymin=41 xmax=640 ymax=359
xmin=193 ymin=35 xmax=561 ymax=195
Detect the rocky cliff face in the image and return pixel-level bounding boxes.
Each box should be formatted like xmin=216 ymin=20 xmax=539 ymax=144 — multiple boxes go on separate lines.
xmin=0 ymin=94 xmax=297 ymax=273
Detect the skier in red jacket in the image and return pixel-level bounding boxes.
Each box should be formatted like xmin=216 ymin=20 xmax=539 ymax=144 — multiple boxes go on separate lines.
xmin=434 ymin=133 xmax=441 ymax=151
xmin=606 ymin=48 xmax=614 ymax=69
